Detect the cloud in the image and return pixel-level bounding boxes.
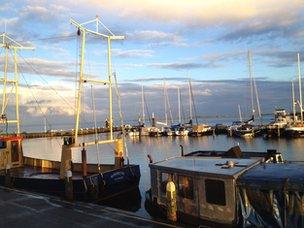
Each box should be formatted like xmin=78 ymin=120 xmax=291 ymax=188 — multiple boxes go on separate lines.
xmin=147 ymin=62 xmax=218 ymax=70
xmin=126 ymin=30 xmax=187 ymax=47
xmin=255 ymin=50 xmax=304 ymax=68
xmin=87 ymin=0 xmax=303 ymax=27
xmin=112 ymin=48 xmax=154 ymax=58
xmin=218 ymin=18 xmax=302 ymax=42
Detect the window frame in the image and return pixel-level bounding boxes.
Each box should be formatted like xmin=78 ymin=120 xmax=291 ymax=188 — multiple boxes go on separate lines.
xmin=177 ymin=174 xmax=194 ymax=200
xmin=205 ymin=178 xmax=226 ymax=206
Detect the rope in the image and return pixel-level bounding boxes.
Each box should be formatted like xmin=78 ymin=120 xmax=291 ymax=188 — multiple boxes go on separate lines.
xmin=113 ymin=72 xmax=129 ymax=164
xmin=143 ymin=89 xmax=152 ymax=125
xmin=189 ymin=81 xmax=199 ymax=125
xmin=17 ymin=54 xmax=76 ymax=112
xmin=90 ymin=85 xmax=101 ymax=171
xmin=28 ymin=33 xmax=75 ymax=42
xmin=18 ymin=69 xmax=62 ymax=147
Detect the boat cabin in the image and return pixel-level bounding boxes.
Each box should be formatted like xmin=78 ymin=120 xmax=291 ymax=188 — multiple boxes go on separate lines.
xmin=149 ymin=156 xmax=262 ymax=225
xmin=0 ymin=136 xmax=23 ymax=170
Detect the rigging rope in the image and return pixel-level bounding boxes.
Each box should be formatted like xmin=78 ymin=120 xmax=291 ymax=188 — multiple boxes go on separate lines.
xmin=18 ymin=69 xmax=62 ymax=147
xmin=90 ymin=85 xmax=101 ymax=171
xmin=17 ymin=54 xmax=76 ymax=112
xmin=143 ymin=89 xmax=152 ymax=125
xmin=113 ymin=72 xmax=129 ymax=164
xmin=189 ymin=81 xmax=199 ymax=125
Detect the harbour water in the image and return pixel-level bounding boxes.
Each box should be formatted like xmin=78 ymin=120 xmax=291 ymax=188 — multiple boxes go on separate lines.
xmin=23 ymin=133 xmax=304 ymax=218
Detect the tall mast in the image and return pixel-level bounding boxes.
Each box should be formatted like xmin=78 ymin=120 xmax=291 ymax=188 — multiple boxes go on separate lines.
xmin=0 ymin=33 xmax=34 ymax=134
xmin=141 ymin=83 xmax=145 ymax=124
xmin=297 ymin=53 xmax=303 ymax=123
xmin=163 ymin=81 xmax=168 ymax=125
xmin=74 ymin=28 xmax=86 ymax=143
xmin=70 ymin=17 xmax=124 ymax=145
xmin=247 ymin=50 xmax=255 ymax=117
xmin=238 ymin=104 xmax=243 ymax=122
xmin=178 ymin=87 xmax=181 ymax=124
xmin=292 ymin=81 xmax=296 ymax=121
xmin=188 ymin=80 xmax=192 ymax=121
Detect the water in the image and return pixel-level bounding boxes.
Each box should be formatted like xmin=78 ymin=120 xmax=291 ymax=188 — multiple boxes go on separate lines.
xmin=23 ymin=134 xmax=304 ymax=218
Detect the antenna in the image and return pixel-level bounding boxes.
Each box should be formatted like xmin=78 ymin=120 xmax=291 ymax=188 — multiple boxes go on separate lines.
xmin=0 ymin=33 xmax=34 ymax=134
xmin=70 ymin=17 xmax=124 ymax=145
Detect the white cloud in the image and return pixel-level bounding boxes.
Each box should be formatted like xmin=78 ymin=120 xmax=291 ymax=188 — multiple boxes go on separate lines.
xmin=112 ymin=48 xmax=154 ymax=58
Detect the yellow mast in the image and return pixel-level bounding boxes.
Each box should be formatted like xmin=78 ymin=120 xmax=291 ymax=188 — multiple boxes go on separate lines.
xmin=70 ymin=17 xmax=124 ymax=146
xmin=0 ymin=33 xmax=34 ymax=134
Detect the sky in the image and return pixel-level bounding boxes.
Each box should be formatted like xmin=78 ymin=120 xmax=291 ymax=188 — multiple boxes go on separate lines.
xmin=0 ymin=0 xmax=304 ymax=132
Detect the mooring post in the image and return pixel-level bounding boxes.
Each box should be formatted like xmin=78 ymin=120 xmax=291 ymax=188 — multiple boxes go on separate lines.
xmin=4 ymin=164 xmax=11 ymax=188
xmin=60 ymin=137 xmax=74 ymax=201
xmin=81 ymin=143 xmax=87 ymax=177
xmin=114 ymin=137 xmax=124 ymax=168
xmin=65 ymin=170 xmax=73 ymax=201
xmin=166 ymin=175 xmax=177 ymax=222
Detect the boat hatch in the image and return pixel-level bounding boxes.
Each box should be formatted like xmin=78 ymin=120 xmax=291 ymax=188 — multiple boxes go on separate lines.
xmin=0 ymin=136 xmax=23 ymax=170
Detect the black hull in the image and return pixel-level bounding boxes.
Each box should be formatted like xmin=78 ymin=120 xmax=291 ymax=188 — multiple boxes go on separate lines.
xmin=144 ymin=190 xmax=236 ymax=227
xmin=0 ymin=165 xmax=140 ymax=202
xmin=285 ymin=130 xmax=304 ymax=138
xmin=189 ymin=130 xmax=213 ymax=137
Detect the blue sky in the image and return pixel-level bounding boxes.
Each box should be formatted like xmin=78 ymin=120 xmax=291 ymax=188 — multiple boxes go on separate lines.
xmin=0 ymin=0 xmax=304 ymax=131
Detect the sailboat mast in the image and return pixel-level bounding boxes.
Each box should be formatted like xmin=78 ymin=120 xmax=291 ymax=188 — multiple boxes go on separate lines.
xmin=0 ymin=33 xmax=34 ymax=135
xmin=248 ymin=50 xmax=255 ymax=117
xmin=178 ymin=87 xmax=181 ymax=124
xmin=238 ymin=104 xmax=243 ymax=122
xmin=163 ymin=81 xmax=168 ymax=125
xmin=188 ymin=81 xmax=193 ymax=121
xmin=292 ymin=81 xmax=296 ymax=121
xmin=70 ymin=17 xmax=124 ymax=146
xmin=107 ymin=37 xmax=114 ymax=140
xmin=297 ymin=53 xmax=303 ymax=123
xmin=74 ymin=30 xmax=86 ymax=143
xmin=141 ymin=84 xmax=145 ymax=124
xmin=1 ymin=48 xmax=8 ymax=116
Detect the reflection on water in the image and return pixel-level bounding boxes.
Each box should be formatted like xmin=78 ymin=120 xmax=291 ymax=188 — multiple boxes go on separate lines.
xmin=23 ymin=134 xmax=304 ymax=218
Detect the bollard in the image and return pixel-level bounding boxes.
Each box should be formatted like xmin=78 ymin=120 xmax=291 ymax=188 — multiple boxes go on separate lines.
xmin=114 ymin=138 xmax=124 ymax=168
xmin=166 ymin=176 xmax=177 ymax=222
xmin=65 ymin=170 xmax=73 ymax=201
xmin=4 ymin=164 xmax=11 ymax=188
xmin=81 ymin=144 xmax=87 ymax=177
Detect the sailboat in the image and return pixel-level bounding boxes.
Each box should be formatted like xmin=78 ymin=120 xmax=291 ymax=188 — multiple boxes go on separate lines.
xmin=233 ymin=51 xmax=261 ymax=138
xmin=187 ymin=80 xmax=212 ymax=136
xmin=285 ymin=53 xmax=304 ymax=138
xmin=170 ymin=87 xmax=186 ymax=136
xmin=0 ymin=18 xmax=140 ymax=201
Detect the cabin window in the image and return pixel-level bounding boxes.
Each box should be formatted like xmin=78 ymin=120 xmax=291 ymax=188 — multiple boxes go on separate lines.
xmin=160 ymin=172 xmax=172 ymax=194
xmin=205 ymin=179 xmax=226 ymax=206
xmin=178 ymin=175 xmax=194 ymax=199
xmin=11 ymin=141 xmax=19 ymax=163
xmin=0 ymin=141 xmax=6 ymax=149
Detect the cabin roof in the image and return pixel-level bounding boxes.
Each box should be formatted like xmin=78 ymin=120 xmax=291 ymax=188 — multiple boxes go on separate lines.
xmin=238 ymin=162 xmax=304 ymax=191
xmin=150 ymin=156 xmax=261 ymax=178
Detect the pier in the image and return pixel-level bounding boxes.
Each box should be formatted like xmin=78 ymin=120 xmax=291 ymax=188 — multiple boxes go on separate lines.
xmin=0 ymin=186 xmax=177 ymax=228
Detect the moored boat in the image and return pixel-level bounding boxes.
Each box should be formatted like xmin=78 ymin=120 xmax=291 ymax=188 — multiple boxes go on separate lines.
xmin=0 ymin=135 xmax=140 ymax=201
xmin=145 ymin=146 xmax=304 ymax=227
xmin=0 ymin=17 xmax=141 ymax=201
